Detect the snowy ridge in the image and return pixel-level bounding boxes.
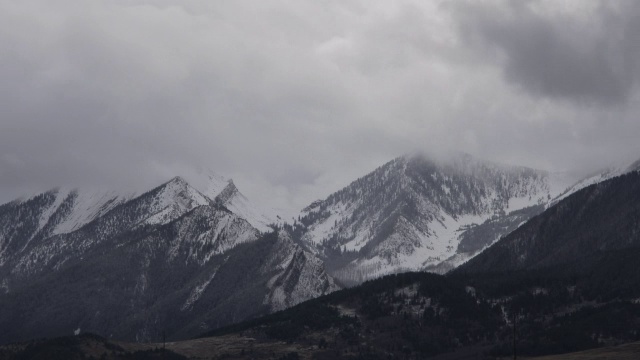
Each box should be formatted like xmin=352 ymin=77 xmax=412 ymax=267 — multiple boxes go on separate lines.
xmin=2 ymin=175 xmax=263 ymax=277
xmin=52 ymin=189 xmax=135 ymax=235
xmin=298 ymin=152 xmax=581 ymax=284
xmin=551 ymin=159 xmax=640 ymax=205
xmin=0 ymin=171 xmax=340 ymax=343
xmin=183 ymin=169 xmax=280 ymax=233
xmin=26 ymin=188 xmax=70 ymax=245
xmin=0 ymin=172 xmax=275 ymax=272
xmin=165 ymin=206 xmax=259 ymax=264
xmin=214 ymin=181 xmax=277 ymax=233
xmin=138 ymin=177 xmax=209 ymax=226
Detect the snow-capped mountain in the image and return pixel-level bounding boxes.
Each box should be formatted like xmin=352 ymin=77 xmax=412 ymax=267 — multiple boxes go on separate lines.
xmin=458 ymin=170 xmax=640 ymax=274
xmin=182 ymin=170 xmax=281 ymax=233
xmin=297 ymin=153 xmax=640 ymax=284
xmin=2 ymin=152 xmax=639 ymax=343
xmin=295 ymin=153 xmax=582 ymax=284
xmin=0 ymin=175 xmax=336 ymax=343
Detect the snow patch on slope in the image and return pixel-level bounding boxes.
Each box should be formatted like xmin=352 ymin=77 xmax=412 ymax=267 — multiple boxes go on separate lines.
xmin=181 ymin=169 xmax=281 ymax=232
xmin=551 ymin=160 xmax=640 ymax=206
xmin=224 ymin=189 xmax=275 ymax=233
xmin=304 ymin=203 xmax=348 ymax=246
xmin=32 ymin=188 xmax=71 ymax=238
xmin=301 ymin=153 xmax=590 ymax=283
xmin=53 ymin=189 xmax=135 ymax=235
xmin=139 ymin=177 xmax=209 ymax=226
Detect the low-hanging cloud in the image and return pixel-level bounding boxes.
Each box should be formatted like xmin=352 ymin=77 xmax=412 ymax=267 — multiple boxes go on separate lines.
xmin=1 ymin=0 xmax=640 ymax=213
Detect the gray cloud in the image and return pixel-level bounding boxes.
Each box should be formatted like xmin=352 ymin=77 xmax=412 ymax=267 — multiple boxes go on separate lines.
xmin=450 ymin=0 xmax=640 ymax=106
xmin=1 ymin=0 xmax=640 ymax=214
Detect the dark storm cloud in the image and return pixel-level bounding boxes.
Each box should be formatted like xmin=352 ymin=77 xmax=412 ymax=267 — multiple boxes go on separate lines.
xmin=450 ymin=1 xmax=640 ymax=106
xmin=1 ymin=0 xmax=640 ymax=213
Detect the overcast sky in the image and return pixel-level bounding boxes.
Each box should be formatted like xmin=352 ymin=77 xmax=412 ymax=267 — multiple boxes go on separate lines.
xmin=2 ymin=0 xmax=640 ymax=213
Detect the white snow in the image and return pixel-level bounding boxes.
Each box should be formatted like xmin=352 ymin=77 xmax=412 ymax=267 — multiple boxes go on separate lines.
xmin=135 ymin=178 xmax=209 ymax=228
xmin=343 ymin=226 xmax=373 ymax=252
xmin=183 ymin=169 xmax=280 ymax=233
xmin=552 ymin=168 xmax=622 ymax=205
xmin=140 ymin=205 xmax=181 ymax=226
xmin=30 ymin=188 xmax=71 ymax=240
xmin=381 ymin=211 xmax=485 ymax=272
xmin=224 ymin=190 xmax=275 ymax=233
xmin=304 ymin=203 xmax=347 ymax=245
xmin=549 ymin=159 xmax=640 ymax=205
xmin=303 ymin=155 xmax=592 ymax=282
xmin=53 ymin=189 xmax=135 ymax=235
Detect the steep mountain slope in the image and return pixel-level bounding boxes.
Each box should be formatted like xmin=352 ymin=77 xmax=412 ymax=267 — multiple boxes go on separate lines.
xmin=205 ymin=169 xmax=640 ymax=360
xmin=296 ymin=153 xmax=575 ymax=283
xmin=0 ymin=177 xmax=336 ymax=343
xmin=550 ymin=158 xmax=640 ymax=204
xmin=213 ymin=179 xmax=278 ymax=233
xmin=0 ymin=188 xmax=133 ymax=268
xmin=458 ymin=170 xmax=640 ymax=275
xmin=183 ymin=170 xmax=280 ymax=232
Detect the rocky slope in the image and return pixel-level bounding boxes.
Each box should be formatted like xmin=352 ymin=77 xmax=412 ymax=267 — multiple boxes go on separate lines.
xmin=0 ymin=176 xmax=336 ymax=343
xmin=295 ymin=153 xmax=575 ymax=283
xmin=295 ymin=152 xmax=640 ymax=284
xmin=457 ymin=170 xmax=640 ymax=275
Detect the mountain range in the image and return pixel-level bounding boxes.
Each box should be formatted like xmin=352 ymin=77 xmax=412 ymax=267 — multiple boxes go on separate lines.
xmin=294 ymin=153 xmax=639 ymax=283
xmin=1 ymin=151 xmax=639 ymax=345
xmin=0 ymin=175 xmax=336 ymax=343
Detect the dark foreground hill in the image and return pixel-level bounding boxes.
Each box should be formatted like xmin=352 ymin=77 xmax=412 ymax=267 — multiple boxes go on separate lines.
xmin=3 ymin=331 xmax=640 ymax=360
xmin=0 ymin=333 xmax=187 ymax=360
xmin=2 ymin=272 xmax=640 ymax=359
xmin=4 ymin=168 xmax=640 ymax=359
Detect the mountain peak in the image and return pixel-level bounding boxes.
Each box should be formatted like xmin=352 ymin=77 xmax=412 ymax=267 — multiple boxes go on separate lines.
xmin=160 ymin=172 xmax=279 ymax=233
xmin=404 ymin=150 xmax=473 ymax=165
xmin=167 ymin=176 xmax=188 ymax=186
xmin=215 ymin=180 xmax=239 ymax=205
xmin=298 ymin=152 xmax=565 ymax=283
xmin=180 ymin=169 xmax=230 ymax=201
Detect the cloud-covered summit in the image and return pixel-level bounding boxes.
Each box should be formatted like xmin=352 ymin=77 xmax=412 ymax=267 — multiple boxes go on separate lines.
xmin=1 ymin=0 xmax=640 ymax=213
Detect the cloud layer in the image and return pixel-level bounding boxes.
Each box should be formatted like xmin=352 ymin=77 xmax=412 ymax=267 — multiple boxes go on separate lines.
xmin=452 ymin=1 xmax=640 ymax=105
xmin=2 ymin=0 xmax=640 ymax=213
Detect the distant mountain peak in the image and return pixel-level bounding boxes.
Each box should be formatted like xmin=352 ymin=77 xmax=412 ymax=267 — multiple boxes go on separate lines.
xmin=168 ymin=175 xmax=187 ymax=184
xmin=0 ymin=184 xmax=334 ymax=343
xmin=298 ymin=153 xmax=574 ymax=284
xmin=176 ymin=170 xmax=280 ymax=233
xmin=215 ymin=180 xmax=239 ymax=206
